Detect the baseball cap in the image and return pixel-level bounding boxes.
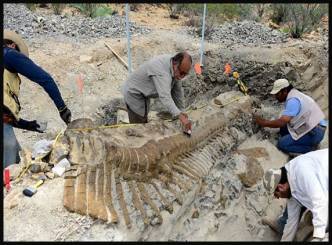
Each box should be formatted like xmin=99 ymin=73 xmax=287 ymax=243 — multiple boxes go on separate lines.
xmin=270 ymin=79 xmax=289 ymax=94
xmin=263 ymin=168 xmax=281 ymax=194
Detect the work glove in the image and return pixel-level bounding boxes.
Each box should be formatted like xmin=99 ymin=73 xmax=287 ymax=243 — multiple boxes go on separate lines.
xmin=59 ymin=106 xmax=72 ymax=125
xmin=13 ymin=119 xmax=44 ymax=133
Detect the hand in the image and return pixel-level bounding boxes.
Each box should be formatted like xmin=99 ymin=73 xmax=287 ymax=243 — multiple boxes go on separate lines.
xmin=253 ymin=113 xmax=264 ymax=126
xmin=59 ymin=106 xmax=72 ymax=125
xmin=179 ymin=112 xmax=192 ymax=133
xmin=14 ymin=119 xmax=44 ymax=133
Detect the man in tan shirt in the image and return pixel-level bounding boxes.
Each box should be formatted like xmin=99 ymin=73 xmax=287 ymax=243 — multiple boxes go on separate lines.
xmin=122 ymin=51 xmax=192 ymax=133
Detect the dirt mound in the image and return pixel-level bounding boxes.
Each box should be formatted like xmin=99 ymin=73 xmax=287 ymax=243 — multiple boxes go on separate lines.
xmin=188 ymin=20 xmax=288 ymax=45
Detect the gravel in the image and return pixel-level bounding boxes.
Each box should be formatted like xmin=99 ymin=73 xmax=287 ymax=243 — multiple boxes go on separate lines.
xmin=4 ymin=4 xmax=151 ymax=41
xmin=188 ymin=20 xmax=288 ymax=45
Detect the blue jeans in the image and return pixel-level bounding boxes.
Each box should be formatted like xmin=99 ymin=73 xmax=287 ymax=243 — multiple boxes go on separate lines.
xmin=277 ymin=206 xmax=307 ymax=233
xmin=3 ymin=123 xmax=21 ymax=168
xmin=277 ymin=126 xmax=325 ymax=154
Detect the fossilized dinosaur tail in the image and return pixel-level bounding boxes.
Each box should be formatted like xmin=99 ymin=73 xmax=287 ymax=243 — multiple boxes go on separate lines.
xmin=59 ymin=94 xmax=252 ymax=227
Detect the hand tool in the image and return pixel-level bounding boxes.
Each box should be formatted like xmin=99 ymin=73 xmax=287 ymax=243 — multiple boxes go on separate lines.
xmin=23 ymin=176 xmax=46 ymax=197
xmin=233 ymin=71 xmax=248 ymax=95
xmin=4 ymin=168 xmax=11 ymax=192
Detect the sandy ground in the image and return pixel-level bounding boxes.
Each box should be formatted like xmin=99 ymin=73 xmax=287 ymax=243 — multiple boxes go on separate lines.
xmin=3 ymin=4 xmax=329 ymax=242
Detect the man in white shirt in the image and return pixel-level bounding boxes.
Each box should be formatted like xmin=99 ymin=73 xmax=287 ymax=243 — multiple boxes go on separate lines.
xmin=262 ymin=148 xmax=328 ymax=241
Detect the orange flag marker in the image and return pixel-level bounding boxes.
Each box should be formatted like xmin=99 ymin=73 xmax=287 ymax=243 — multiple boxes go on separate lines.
xmin=194 ymin=63 xmax=202 ymax=75
xmin=224 ymin=63 xmax=232 ymax=75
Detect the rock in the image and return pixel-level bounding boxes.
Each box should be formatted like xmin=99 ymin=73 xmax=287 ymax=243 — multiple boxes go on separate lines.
xmin=46 ymin=172 xmax=55 ymax=179
xmin=30 ymin=163 xmax=41 ymax=173
xmin=8 ymin=198 xmax=19 ymax=209
xmin=31 ymin=173 xmax=45 ymax=180
xmin=213 ymin=91 xmax=244 ymax=107
xmin=4 ymin=190 xmax=20 ymax=209
xmin=214 ymin=211 xmax=227 ymax=218
xmin=3 ymin=3 xmax=151 ymax=41
xmin=238 ymin=157 xmax=264 ymax=187
xmin=6 ymin=163 xmax=23 ymax=180
xmin=79 ymin=55 xmax=92 ymax=63
xmin=191 ymin=208 xmax=199 ymax=219
xmin=189 ymin=20 xmax=287 ymax=45
xmin=125 ymin=128 xmax=143 ymax=137
xmin=117 ymin=109 xmax=129 ymax=124
xmin=52 ymin=158 xmax=70 ymax=177
xmin=150 ymin=216 xmax=162 ymax=226
xmin=247 ymin=194 xmax=267 ymax=215
xmin=32 ymin=139 xmax=53 ymax=159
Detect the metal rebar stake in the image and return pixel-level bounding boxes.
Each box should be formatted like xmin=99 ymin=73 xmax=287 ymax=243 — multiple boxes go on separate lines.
xmin=125 ymin=3 xmax=132 ymax=74
xmin=199 ymin=3 xmax=207 ymax=67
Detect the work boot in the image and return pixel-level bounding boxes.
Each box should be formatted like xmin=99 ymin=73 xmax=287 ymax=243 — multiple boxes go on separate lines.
xmin=295 ymin=224 xmax=313 ymax=241
xmin=262 ymin=217 xmax=282 ymax=234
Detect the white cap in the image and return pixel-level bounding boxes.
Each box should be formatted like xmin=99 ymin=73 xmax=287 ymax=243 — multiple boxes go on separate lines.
xmin=270 ymin=79 xmax=290 ymax=94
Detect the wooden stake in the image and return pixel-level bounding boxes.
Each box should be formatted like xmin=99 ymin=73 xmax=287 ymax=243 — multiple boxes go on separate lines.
xmin=104 ymin=42 xmax=128 ymax=69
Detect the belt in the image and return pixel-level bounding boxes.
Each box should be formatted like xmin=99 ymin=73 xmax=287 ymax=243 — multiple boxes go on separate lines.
xmin=3 ymin=114 xmax=14 ymax=124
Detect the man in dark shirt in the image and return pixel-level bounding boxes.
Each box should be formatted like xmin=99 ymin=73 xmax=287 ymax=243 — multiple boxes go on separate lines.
xmin=3 ymin=29 xmax=72 ymax=167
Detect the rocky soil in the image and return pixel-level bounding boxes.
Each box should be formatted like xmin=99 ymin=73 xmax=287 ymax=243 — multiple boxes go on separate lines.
xmin=188 ymin=20 xmax=288 ymax=45
xmin=3 ymin=3 xmax=329 ymax=242
xmin=4 ymin=4 xmax=150 ymax=42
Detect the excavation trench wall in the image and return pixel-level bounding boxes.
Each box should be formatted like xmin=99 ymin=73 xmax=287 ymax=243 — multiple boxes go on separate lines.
xmin=183 ymin=44 xmax=328 ymax=116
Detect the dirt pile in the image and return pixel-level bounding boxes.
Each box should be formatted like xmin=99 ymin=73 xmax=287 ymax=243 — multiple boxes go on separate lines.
xmin=4 ymin=3 xmax=151 ymax=41
xmin=188 ymin=20 xmax=288 ymax=45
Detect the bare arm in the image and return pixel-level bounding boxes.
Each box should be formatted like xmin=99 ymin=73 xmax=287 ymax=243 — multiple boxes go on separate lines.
xmin=254 ymin=115 xmax=292 ymax=128
xmin=171 ymin=80 xmax=185 ymax=111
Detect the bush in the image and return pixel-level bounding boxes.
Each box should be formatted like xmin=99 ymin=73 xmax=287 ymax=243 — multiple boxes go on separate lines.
xmin=70 ymin=4 xmax=113 ymax=18
xmin=92 ymin=5 xmax=113 ymax=18
xmin=25 ymin=3 xmax=36 ymax=11
xmin=284 ymin=4 xmax=328 ymax=38
xmin=270 ymin=4 xmax=288 ymax=24
xmin=51 ymin=4 xmax=65 ymax=15
xmin=179 ymin=4 xmax=258 ymax=23
xmin=255 ymin=4 xmax=267 ymax=18
xmin=167 ymin=4 xmax=180 ymax=19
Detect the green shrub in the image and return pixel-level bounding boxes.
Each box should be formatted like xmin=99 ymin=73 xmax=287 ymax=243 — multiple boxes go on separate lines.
xmin=70 ymin=4 xmax=113 ymax=18
xmin=280 ymin=26 xmax=290 ymax=34
xmin=25 ymin=3 xmax=36 ymax=11
xmin=51 ymin=3 xmax=65 ymax=15
xmin=270 ymin=4 xmax=288 ymax=24
xmin=179 ymin=4 xmax=257 ymax=23
xmin=285 ymin=4 xmax=328 ymax=38
xmin=166 ymin=4 xmax=181 ymax=19
xmin=92 ymin=6 xmax=113 ymax=18
xmin=70 ymin=3 xmax=97 ymax=18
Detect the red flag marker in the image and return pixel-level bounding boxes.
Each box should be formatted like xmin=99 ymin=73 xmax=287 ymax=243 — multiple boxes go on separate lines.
xmin=4 ymin=168 xmax=11 ymax=192
xmin=76 ymin=74 xmax=84 ymax=94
